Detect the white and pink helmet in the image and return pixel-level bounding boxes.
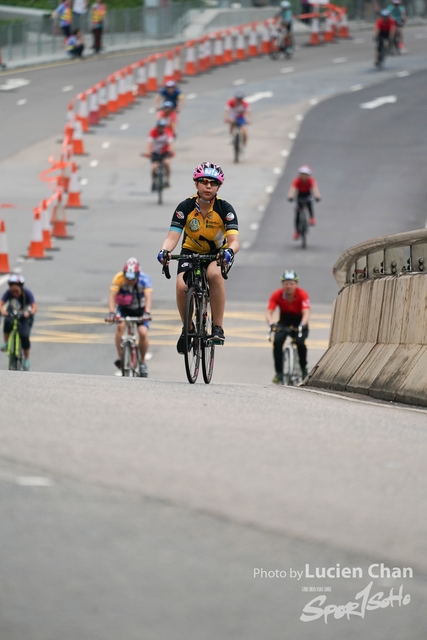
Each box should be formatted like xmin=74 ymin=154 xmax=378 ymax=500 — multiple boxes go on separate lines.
xmin=193 ymin=162 xmax=225 ymax=184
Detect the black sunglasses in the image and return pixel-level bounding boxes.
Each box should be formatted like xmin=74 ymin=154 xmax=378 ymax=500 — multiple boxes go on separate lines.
xmin=196 ymin=178 xmax=220 ymax=187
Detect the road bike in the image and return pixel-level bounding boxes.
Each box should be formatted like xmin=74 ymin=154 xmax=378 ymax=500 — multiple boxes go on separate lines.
xmin=145 ymin=152 xmax=171 ymax=205
xmin=269 ymin=324 xmax=303 ymax=386
xmin=390 ymin=21 xmax=403 ymax=55
xmin=293 ymin=195 xmax=313 ymax=249
xmin=6 ymin=309 xmax=24 ymax=371
xmin=269 ymin=25 xmax=293 ymax=60
xmin=232 ymin=119 xmax=245 ymax=164
xmin=375 ymin=35 xmax=390 ymax=69
xmin=161 ymin=251 xmax=229 ymax=384
xmin=107 ymin=315 xmax=149 ymax=377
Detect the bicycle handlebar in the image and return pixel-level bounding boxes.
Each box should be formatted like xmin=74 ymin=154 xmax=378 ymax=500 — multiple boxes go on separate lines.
xmin=161 ymin=251 xmax=229 ymax=280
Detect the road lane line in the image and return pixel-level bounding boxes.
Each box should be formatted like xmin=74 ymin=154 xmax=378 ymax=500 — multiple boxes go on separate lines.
xmin=360 ymin=95 xmax=397 ymax=109
xmin=246 ymin=91 xmax=273 ymax=104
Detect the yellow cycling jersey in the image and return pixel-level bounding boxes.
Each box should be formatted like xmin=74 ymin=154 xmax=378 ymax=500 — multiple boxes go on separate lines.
xmin=170 ymin=194 xmax=239 ymax=254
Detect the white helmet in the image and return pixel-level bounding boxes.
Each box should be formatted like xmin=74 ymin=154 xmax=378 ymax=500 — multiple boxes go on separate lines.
xmin=298 ymin=165 xmax=312 ymax=175
xmin=281 ymin=1 xmax=291 ymax=7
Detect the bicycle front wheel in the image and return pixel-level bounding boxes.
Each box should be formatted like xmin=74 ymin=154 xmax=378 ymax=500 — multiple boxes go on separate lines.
xmin=291 ymin=345 xmax=303 ymax=386
xmin=201 ymin=293 xmax=215 ymax=384
xmin=233 ymin=130 xmax=240 ymax=164
xmin=184 ymin=287 xmax=201 ymax=384
xmin=122 ymin=342 xmax=132 ymax=377
xmin=282 ymin=346 xmax=292 ymax=386
xmin=299 ymin=208 xmax=308 ymax=249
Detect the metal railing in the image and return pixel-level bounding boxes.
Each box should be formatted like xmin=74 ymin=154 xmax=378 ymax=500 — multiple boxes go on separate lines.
xmin=333 ymin=228 xmax=427 ymax=288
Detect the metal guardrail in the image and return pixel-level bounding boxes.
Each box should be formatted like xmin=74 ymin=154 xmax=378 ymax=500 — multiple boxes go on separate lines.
xmin=333 ymin=228 xmax=427 ymax=288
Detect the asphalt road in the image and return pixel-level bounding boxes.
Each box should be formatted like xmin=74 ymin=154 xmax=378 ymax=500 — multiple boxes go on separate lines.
xmin=1 ymin=24 xmax=427 ymax=640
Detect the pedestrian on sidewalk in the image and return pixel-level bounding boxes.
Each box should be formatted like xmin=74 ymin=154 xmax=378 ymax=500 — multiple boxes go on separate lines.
xmin=65 ymin=28 xmax=85 ymax=58
xmin=51 ymin=0 xmax=73 ymax=39
xmin=73 ymin=0 xmax=88 ymax=31
xmin=90 ymin=0 xmax=107 ymax=54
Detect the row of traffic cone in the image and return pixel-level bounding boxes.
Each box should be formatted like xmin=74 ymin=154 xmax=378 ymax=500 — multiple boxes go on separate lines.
xmin=307 ymin=6 xmax=350 ymax=46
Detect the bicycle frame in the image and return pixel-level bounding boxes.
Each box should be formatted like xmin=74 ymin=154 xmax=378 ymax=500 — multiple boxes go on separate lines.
xmin=7 ymin=311 xmax=24 ymax=371
xmin=296 ymin=196 xmax=311 ymax=249
xmin=115 ymin=316 xmax=142 ymax=377
xmin=232 ymin=121 xmax=243 ymax=164
xmin=269 ymin=324 xmax=303 ymax=386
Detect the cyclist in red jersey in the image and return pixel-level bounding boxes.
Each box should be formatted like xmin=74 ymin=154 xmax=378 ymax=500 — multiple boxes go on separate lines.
xmin=374 ymin=9 xmax=395 ymax=66
xmin=145 ymin=118 xmax=174 ymax=188
xmin=287 ymin=165 xmax=321 ymax=240
xmin=266 ymin=270 xmax=310 ymax=383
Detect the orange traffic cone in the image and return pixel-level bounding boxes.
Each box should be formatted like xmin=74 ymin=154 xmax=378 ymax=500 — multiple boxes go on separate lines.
xmin=174 ymin=47 xmax=183 ymax=82
xmin=338 ymin=8 xmax=350 ymax=38
xmin=65 ymin=163 xmax=82 ymax=208
xmin=51 ymin=192 xmax=70 ymax=238
xmin=88 ymin=88 xmax=100 ymax=126
xmin=107 ymin=74 xmax=119 ymax=113
xmin=40 ymin=201 xmax=54 ymax=250
xmin=224 ymin=30 xmax=234 ymax=63
xmin=309 ymin=14 xmax=321 ymax=45
xmin=184 ymin=41 xmax=197 ymax=75
xmin=98 ymin=81 xmax=108 ymax=118
xmin=147 ymin=56 xmax=159 ymax=92
xmin=248 ymin=24 xmax=259 ymax=56
xmin=76 ymin=92 xmax=89 ymax=132
xmin=323 ymin=15 xmax=333 ymax=42
xmin=72 ymin=118 xmax=85 ymax=155
xmin=136 ymin=60 xmax=147 ymax=96
xmin=236 ymin=29 xmax=246 ymax=60
xmin=66 ymin=100 xmax=74 ymax=123
xmin=0 ymin=219 xmax=11 ymax=273
xmin=126 ymin=66 xmax=135 ymax=104
xmin=214 ymin=33 xmax=224 ymax=66
xmin=117 ymin=72 xmax=127 ymax=109
xmin=28 ymin=209 xmax=46 ymax=259
xmin=163 ymin=52 xmax=175 ymax=84
xmin=261 ymin=22 xmax=271 ymax=55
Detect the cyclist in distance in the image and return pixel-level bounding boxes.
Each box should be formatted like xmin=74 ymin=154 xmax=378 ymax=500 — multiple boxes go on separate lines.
xmin=266 ymin=270 xmax=310 ymax=384
xmin=157 ymin=162 xmax=239 ymax=352
xmin=287 ymin=165 xmax=321 ymax=240
xmin=154 ymin=79 xmax=184 ymax=113
xmin=0 ymin=274 xmax=37 ymax=371
xmin=275 ymin=0 xmax=294 ymax=55
xmin=224 ymin=91 xmax=251 ymax=152
xmin=156 ymin=100 xmax=178 ymax=136
xmin=105 ymin=258 xmax=152 ymax=377
xmin=145 ymin=118 xmax=174 ymax=189
xmin=374 ymin=9 xmax=395 ymax=66
xmin=387 ymin=0 xmax=406 ymax=50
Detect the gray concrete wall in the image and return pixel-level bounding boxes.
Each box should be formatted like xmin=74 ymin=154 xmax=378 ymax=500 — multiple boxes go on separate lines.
xmin=306 ymin=274 xmax=427 ymax=407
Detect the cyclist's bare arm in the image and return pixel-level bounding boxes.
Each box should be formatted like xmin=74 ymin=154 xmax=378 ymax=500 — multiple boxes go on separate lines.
xmin=144 ymin=289 xmax=152 ymax=314
xmin=313 ymin=184 xmax=321 ymax=199
xmin=266 ymin=307 xmax=276 ymax=325
xmin=301 ymin=308 xmax=310 ymax=325
xmin=159 ymin=230 xmax=181 ymax=262
xmin=224 ymin=106 xmax=230 ymax=123
xmin=288 ymin=185 xmax=296 ymax=199
xmin=108 ymin=289 xmax=118 ymax=315
xmin=0 ymin=301 xmax=7 ymax=317
xmin=226 ymin=235 xmax=239 ymax=256
xmin=176 ymin=95 xmax=184 ymax=114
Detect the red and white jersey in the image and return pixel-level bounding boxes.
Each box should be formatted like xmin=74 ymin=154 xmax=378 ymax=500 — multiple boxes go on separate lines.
xmin=225 ymin=98 xmax=250 ymax=120
xmin=148 ymin=127 xmax=174 ymax=154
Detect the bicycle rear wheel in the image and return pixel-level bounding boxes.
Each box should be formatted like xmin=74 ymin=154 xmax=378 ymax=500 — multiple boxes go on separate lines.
xmin=291 ymin=346 xmax=303 ymax=386
xmin=233 ymin=130 xmax=240 ymax=164
xmin=299 ymin=208 xmax=308 ymax=249
xmin=201 ymin=293 xmax=215 ymax=384
xmin=122 ymin=342 xmax=132 ymax=377
xmin=282 ymin=346 xmax=292 ymax=386
xmin=130 ymin=345 xmax=140 ymax=377
xmin=184 ymin=287 xmax=201 ymax=384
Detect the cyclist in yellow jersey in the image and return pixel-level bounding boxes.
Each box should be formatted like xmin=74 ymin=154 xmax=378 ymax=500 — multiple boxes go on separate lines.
xmin=157 ymin=162 xmax=239 ymax=352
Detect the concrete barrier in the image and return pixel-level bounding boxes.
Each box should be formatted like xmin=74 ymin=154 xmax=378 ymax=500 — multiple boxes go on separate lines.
xmin=306 ymin=229 xmax=427 ymax=407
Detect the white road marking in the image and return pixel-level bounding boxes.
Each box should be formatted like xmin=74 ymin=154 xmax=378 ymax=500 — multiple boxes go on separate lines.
xmin=101 ymin=141 xmax=110 ymax=149
xmin=16 ymin=99 xmax=27 ymax=106
xmin=280 ymin=149 xmax=289 ymax=157
xmin=16 ymin=476 xmax=53 ymax=487
xmin=233 ymin=79 xmax=246 ymax=86
xmin=89 ymin=160 xmax=99 ymax=167
xmin=360 ymin=95 xmax=397 ymax=109
xmin=148 ymin=107 xmax=155 ymax=113
xmin=249 ymin=222 xmax=259 ymax=231
xmin=273 ymin=167 xmax=281 ymax=175
xmin=396 ymin=70 xmax=410 ymax=77
xmin=242 ymin=241 xmax=251 ymax=249
xmin=120 ymin=123 xmax=129 ymax=130
xmin=287 ymin=132 xmax=296 ymax=139
xmin=333 ymin=57 xmax=347 ymax=64
xmin=258 ymin=204 xmax=265 ymax=212
xmin=0 ymin=78 xmax=30 ymax=91
xmin=245 ymin=91 xmax=273 ymax=104
xmin=62 ymin=85 xmax=74 ymax=92
xmin=145 ymin=352 xmax=153 ymax=361
xmin=80 ymin=178 xmax=88 ymax=185
xmin=350 ymin=84 xmax=363 ymax=91
xmin=14 ymin=267 xmax=22 ymax=274
xmin=295 ymin=114 xmax=304 ymax=121
xmin=354 ymin=38 xmax=365 ymax=44
xmin=186 ymin=93 xmax=197 ymax=99
xmin=309 ymin=98 xmax=318 ymax=105
xmin=280 ymin=67 xmax=294 ymax=74
xmin=265 ymin=185 xmax=274 ymax=194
